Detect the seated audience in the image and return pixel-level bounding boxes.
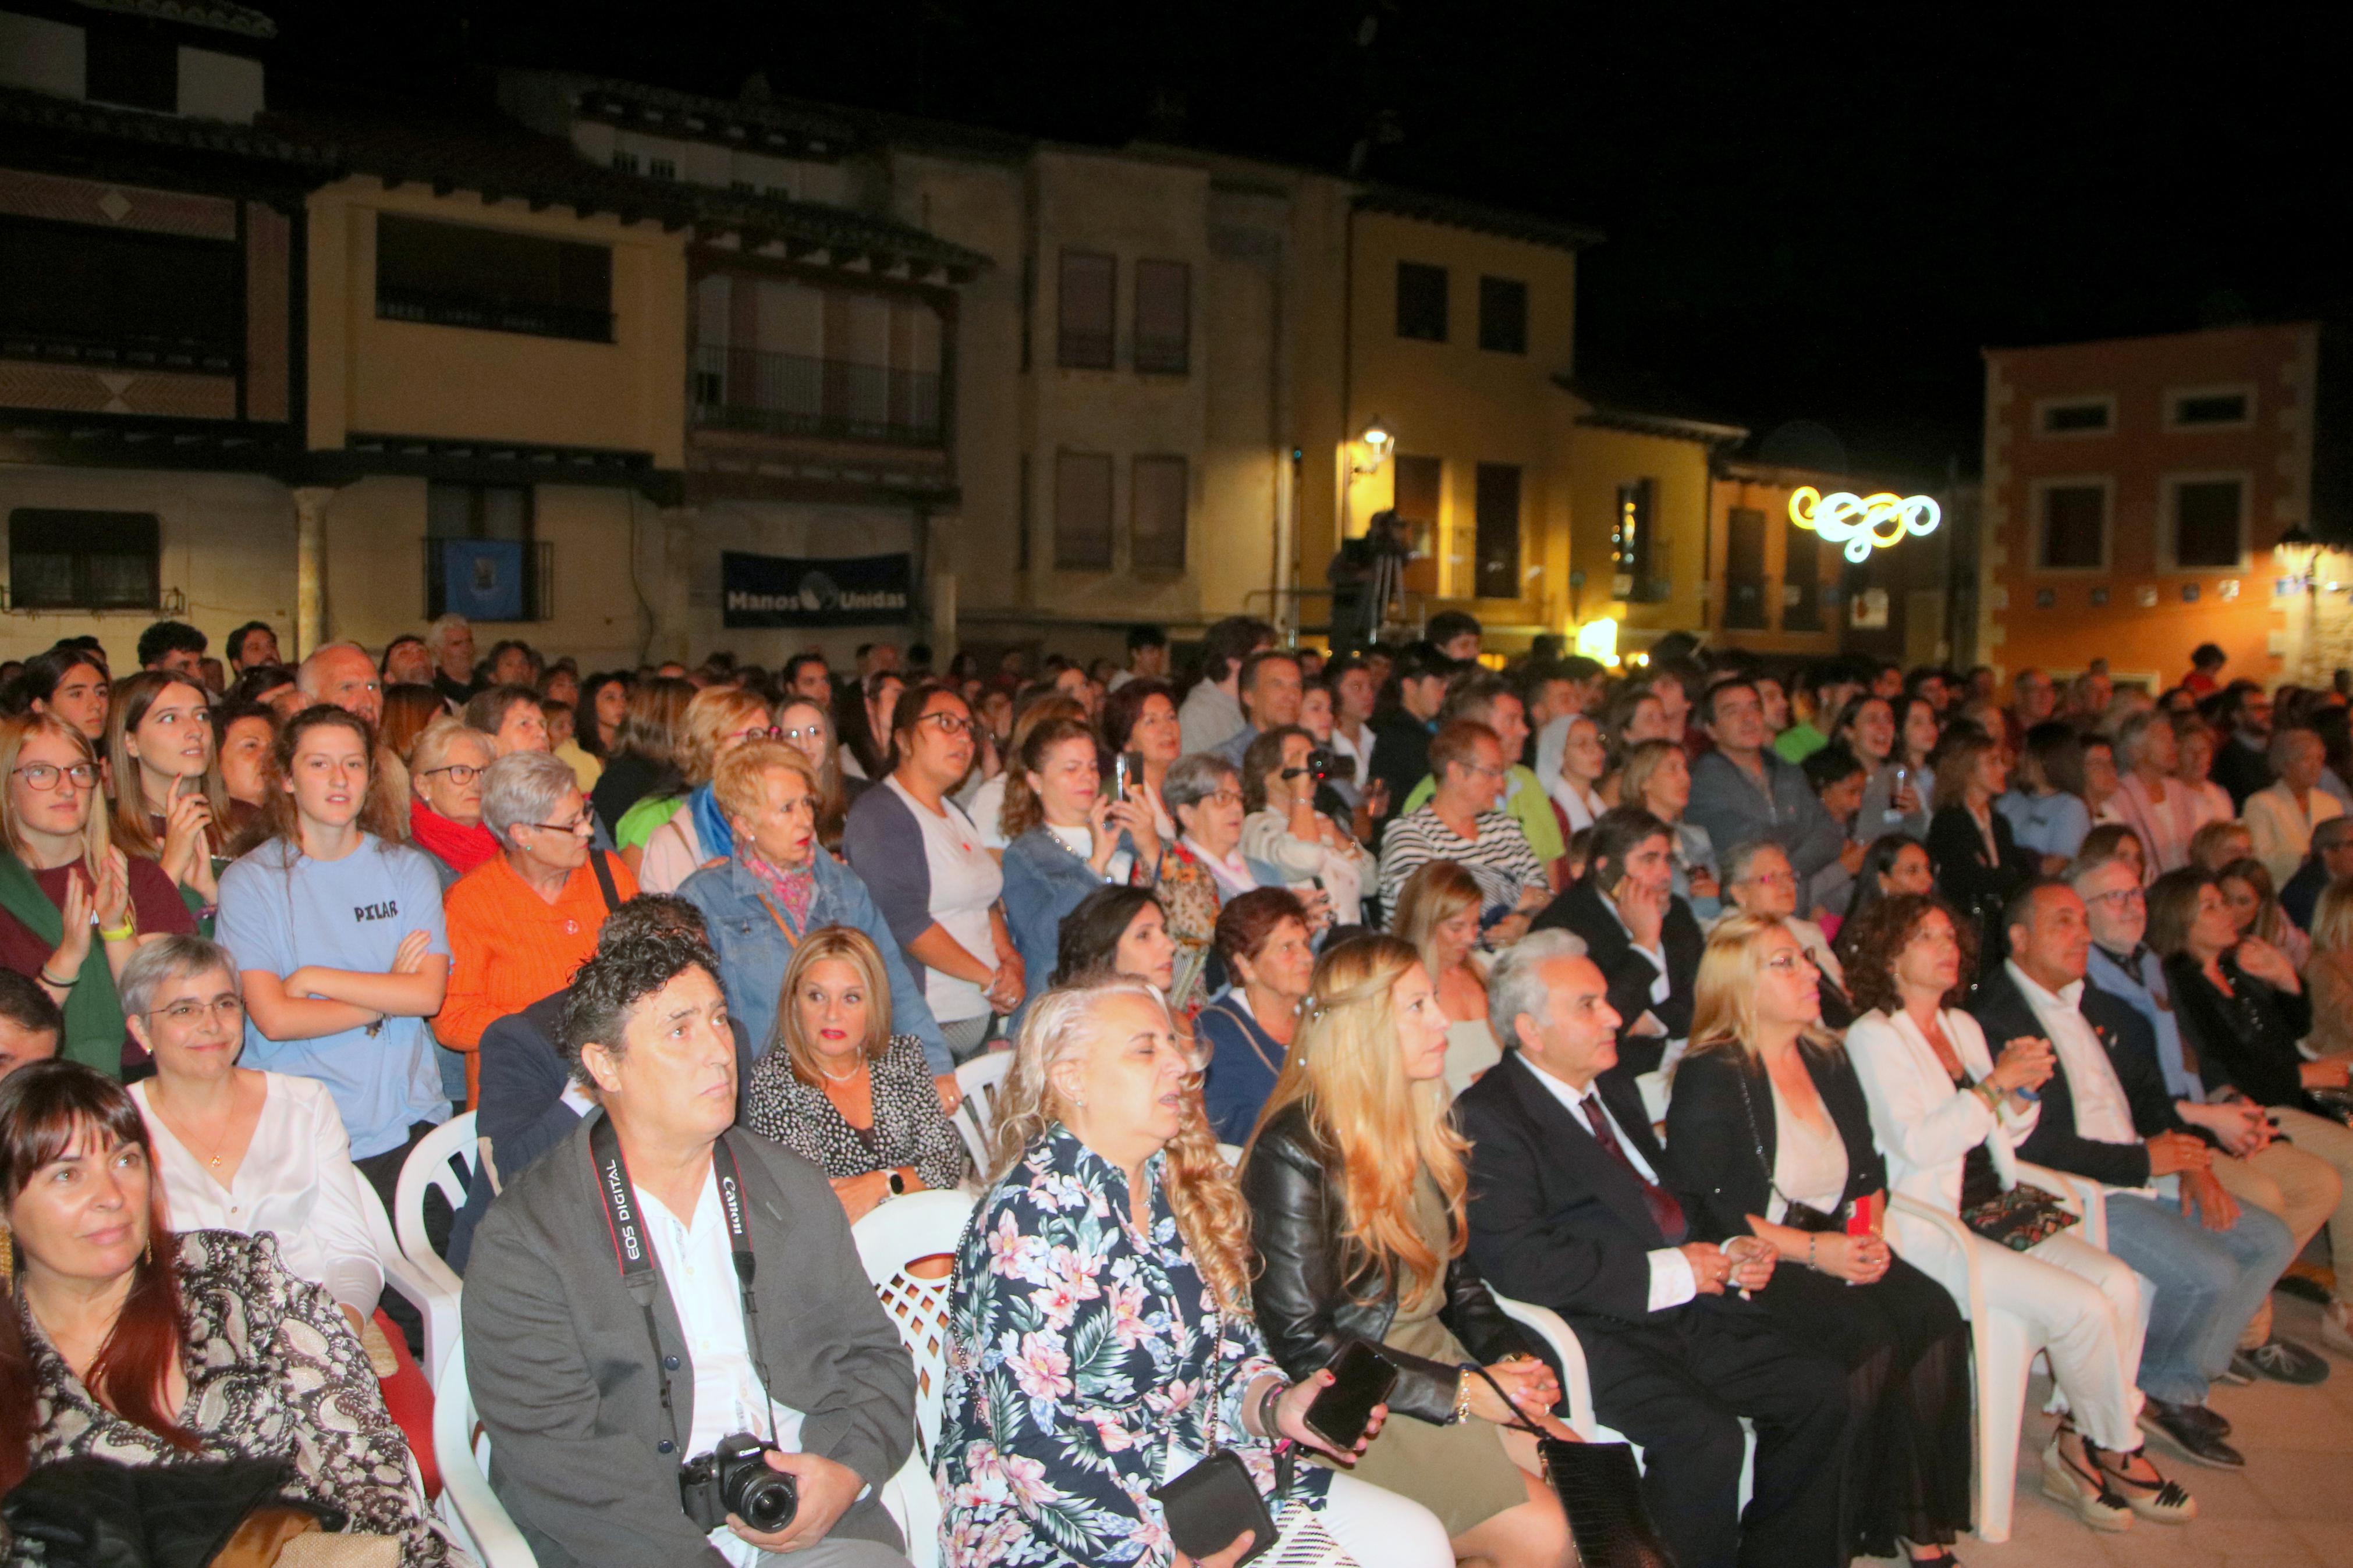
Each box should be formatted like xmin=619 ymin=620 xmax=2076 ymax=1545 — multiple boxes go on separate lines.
xmin=1531 ymin=807 xmax=1702 ymax=1082
xmin=462 ymin=683 xmax=548 ymax=757
xmin=743 ymin=927 xmax=967 ymax=1221
xmin=1841 ymin=893 xmax=2192 ymax=1529
xmin=104 ymin=670 xmax=234 ymax=917
xmin=634 ymin=685 xmax=782 ymax=891
xmin=405 ymin=717 xmax=500 ymax=890
xmin=0 ymin=970 xmax=61 ymax=1078
xmin=2217 ymin=855 xmax=2309 ymax=967
xmin=1687 ymin=678 xmax=1850 ymax=905
xmin=2306 ymin=880 xmax=2353 ymax=1060
xmin=2208 ymin=684 xmax=2277 ymax=811
xmin=679 ymin=742 xmax=946 ymax=1075
xmin=589 ymin=675 xmax=692 ymax=837
xmin=1924 ymin=727 xmax=2038 ymax=976
xmin=1157 ymin=752 xmax=1311 ymax=1012
xmin=463 ymin=925 xmax=918 ymax=1568
xmin=1377 ymin=720 xmax=1549 ymax=936
xmin=1241 ymin=935 xmax=1575 ymax=1568
xmin=967 ymin=691 xmax=1085 ymax=852
xmin=1001 ymin=717 xmax=1163 ymax=1000
xmin=1720 ymin=840 xmax=1853 ymax=1027
xmin=1799 ymin=742 xmax=1869 ymax=916
xmin=1621 ymin=738 xmax=1722 ymax=918
xmin=1197 ymin=887 xmax=1314 ymax=1143
xmin=1854 ymin=694 xmax=1938 ymax=842
xmin=1667 ymin=912 xmax=1971 ymax=1564
xmin=2244 ymin=726 xmax=2343 ymax=887
xmin=1397 ymin=675 xmax=1567 ymax=880
xmin=1240 ymin=726 xmax=1373 ymax=926
xmin=1540 ymin=711 xmax=1609 ymax=838
xmin=2081 ymin=820 xmax=2147 ymax=883
xmin=2000 ymin=720 xmax=2094 ymax=863
xmin=2281 ymin=813 xmax=2353 ymax=931
xmin=1101 ymin=677 xmax=1184 ymax=841
xmin=1211 ymin=647 xmax=1306 ymax=769
xmin=2113 ymin=711 xmax=2214 ymax=873
xmin=1367 ymin=643 xmax=1458 ymax=813
xmin=2171 ymin=717 xmax=2237 ymax=824
xmin=2081 ymin=732 xmax=2126 ymax=827
xmin=1393 ymin=859 xmax=1503 ymax=1093
xmin=772 ymin=696 xmax=861 ymax=851
xmin=1460 ymin=929 xmax=1847 ymax=1568
xmin=2187 ymin=818 xmax=2255 ymax=875
xmin=1969 ymin=881 xmax=2295 ymax=1464
xmin=936 ymin=979 xmax=1445 ymax=1568
xmin=0 ymin=1061 xmax=457 ymax=1561
xmin=1838 ymin=831 xmax=1934 ymax=945
xmin=1052 ymin=885 xmax=1180 ymax=997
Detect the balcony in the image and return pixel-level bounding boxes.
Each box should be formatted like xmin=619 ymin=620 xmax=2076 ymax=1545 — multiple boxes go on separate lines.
xmin=377 ymin=285 xmax=615 ymax=344
xmin=689 ymin=344 xmax=943 ymax=447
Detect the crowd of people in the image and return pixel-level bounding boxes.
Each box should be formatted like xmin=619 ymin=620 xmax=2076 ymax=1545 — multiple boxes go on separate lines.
xmin=3 ymin=609 xmax=2351 ymax=1567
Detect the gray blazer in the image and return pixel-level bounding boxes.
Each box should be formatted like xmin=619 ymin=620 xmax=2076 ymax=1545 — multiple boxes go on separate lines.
xmin=462 ymin=1112 xmax=918 ymax=1568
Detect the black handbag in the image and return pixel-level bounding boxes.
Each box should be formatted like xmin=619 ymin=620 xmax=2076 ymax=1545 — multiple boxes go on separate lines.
xmin=1147 ymin=1303 xmax=1286 ymax=1567
xmin=1471 ymin=1366 xmax=1678 ymax=1568
xmin=1959 ymin=1181 xmax=2079 ymax=1251
xmin=0 ymin=1455 xmax=343 ymax=1568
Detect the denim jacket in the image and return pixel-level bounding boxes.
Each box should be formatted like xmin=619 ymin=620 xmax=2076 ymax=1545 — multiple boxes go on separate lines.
xmin=678 ymin=848 xmax=951 ymax=1073
xmin=1000 ymin=826 xmax=1134 ymax=1000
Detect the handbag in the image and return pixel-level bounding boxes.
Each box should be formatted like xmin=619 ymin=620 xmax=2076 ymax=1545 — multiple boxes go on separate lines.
xmin=1959 ymin=1180 xmax=2080 ymax=1252
xmin=0 ymin=1455 xmax=345 ymax=1568
xmin=1147 ymin=1303 xmax=1283 ymax=1567
xmin=1467 ymin=1367 xmax=1677 ymax=1568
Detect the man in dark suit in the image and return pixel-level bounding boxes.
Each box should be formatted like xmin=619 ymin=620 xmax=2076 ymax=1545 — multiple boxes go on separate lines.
xmin=1969 ymin=879 xmax=2298 ymax=1468
xmin=2280 ymin=813 xmax=2353 ymax=931
xmin=2207 ymin=682 xmax=2276 ymax=810
xmin=1461 ymin=930 xmax=1851 ymax=1568
xmin=463 ymin=926 xmax=916 ymax=1568
xmin=1531 ymin=806 xmax=1703 ymax=1081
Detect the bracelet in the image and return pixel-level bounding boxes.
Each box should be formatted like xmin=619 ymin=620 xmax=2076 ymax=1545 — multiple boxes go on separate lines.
xmin=1255 ymin=1377 xmax=1288 ymax=1439
xmin=37 ymin=968 xmax=76 ymax=990
xmin=1451 ymin=1366 xmax=1475 ymax=1425
xmin=1807 ymin=1235 xmax=1819 ymax=1271
xmin=97 ymin=921 xmax=136 ymax=943
xmin=1972 ymin=1081 xmax=2004 ymax=1112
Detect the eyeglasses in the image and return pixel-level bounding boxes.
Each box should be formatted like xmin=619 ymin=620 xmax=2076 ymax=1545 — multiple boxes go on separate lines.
xmin=1763 ymin=952 xmax=1818 ymax=974
xmin=148 ymin=997 xmax=244 ymax=1027
xmin=1738 ymin=869 xmax=1797 ymax=887
xmin=418 ymin=764 xmax=482 ymax=785
xmin=1206 ymin=788 xmax=1244 ymax=807
xmin=777 ymin=724 xmax=827 ymax=742
xmin=1458 ymin=762 xmax=1508 ymax=780
xmin=2086 ymin=887 xmax=2146 ymax=909
xmin=525 ymin=815 xmax=594 ymax=835
xmin=12 ymin=763 xmax=97 ymax=791
xmin=917 ymin=712 xmax=978 ymax=738
xmin=729 ymin=725 xmax=783 ymax=743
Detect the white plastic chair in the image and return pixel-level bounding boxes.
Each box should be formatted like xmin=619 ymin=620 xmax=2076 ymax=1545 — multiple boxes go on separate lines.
xmin=1217 ymin=1142 xmax=1245 ymax=1171
xmin=1891 ymin=1160 xmax=2103 ymax=1545
xmin=433 ymin=1335 xmax=540 ymax=1568
xmin=396 ymin=1111 xmax=478 ymax=1298
xmin=853 ymin=1189 xmax=979 ymax=1568
xmin=950 ymin=1050 xmax=1015 ymax=1171
xmin=356 ymin=1176 xmax=461 ymax=1388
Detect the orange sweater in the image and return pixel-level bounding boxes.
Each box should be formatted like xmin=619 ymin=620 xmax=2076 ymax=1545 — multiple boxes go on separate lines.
xmin=435 ymin=851 xmax=637 ymax=1103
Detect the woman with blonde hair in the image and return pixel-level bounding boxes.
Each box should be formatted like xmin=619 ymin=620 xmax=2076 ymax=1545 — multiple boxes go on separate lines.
xmin=2306 ymin=881 xmax=2353 ymax=1059
xmin=1667 ymin=912 xmax=1972 ymax=1565
xmin=1242 ymin=936 xmax=1575 ymax=1568
xmin=1620 ymin=737 xmax=1721 ymax=915
xmin=2217 ymin=855 xmax=2309 ymax=967
xmin=938 ymin=976 xmax=1443 ymax=1568
xmin=1392 ymin=859 xmax=1503 ymax=1094
xmin=630 ymin=684 xmax=780 ymax=889
xmin=104 ymin=669 xmax=236 ymax=916
xmin=743 ymin=925 xmax=967 ymax=1222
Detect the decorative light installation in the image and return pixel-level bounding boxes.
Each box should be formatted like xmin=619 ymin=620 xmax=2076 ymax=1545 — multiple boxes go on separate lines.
xmin=1788 ymin=486 xmax=1942 ymax=564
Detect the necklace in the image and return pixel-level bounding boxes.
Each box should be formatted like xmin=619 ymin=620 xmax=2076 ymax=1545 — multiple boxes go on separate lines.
xmin=817 ymin=1057 xmax=867 ymax=1084
xmin=155 ymin=1082 xmax=242 ymax=1174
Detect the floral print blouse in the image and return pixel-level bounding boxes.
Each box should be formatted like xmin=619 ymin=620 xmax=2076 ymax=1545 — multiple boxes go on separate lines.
xmin=20 ymin=1229 xmax=466 ymax=1568
xmin=936 ymin=1124 xmax=1328 ymax=1567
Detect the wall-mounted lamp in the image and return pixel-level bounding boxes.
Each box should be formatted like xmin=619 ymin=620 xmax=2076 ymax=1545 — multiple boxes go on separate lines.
xmin=2275 ymin=523 xmax=2321 ymax=589
xmin=1351 ymin=417 xmax=1393 ymax=477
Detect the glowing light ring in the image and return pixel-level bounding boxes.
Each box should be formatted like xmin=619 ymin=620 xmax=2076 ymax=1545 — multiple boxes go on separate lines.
xmin=1788 ymin=487 xmax=1941 ymax=564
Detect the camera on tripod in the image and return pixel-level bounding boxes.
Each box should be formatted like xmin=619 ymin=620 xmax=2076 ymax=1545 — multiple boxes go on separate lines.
xmin=679 ymin=1432 xmax=798 ymax=1534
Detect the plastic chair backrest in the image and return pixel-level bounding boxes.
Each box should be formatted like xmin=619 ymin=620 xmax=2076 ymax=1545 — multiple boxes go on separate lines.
xmin=432 ymin=1335 xmax=539 ymax=1567
xmin=950 ymin=1051 xmax=1015 ymax=1171
xmin=853 ymin=1189 xmax=978 ymax=1459
xmin=396 ymin=1111 xmax=478 ymax=1287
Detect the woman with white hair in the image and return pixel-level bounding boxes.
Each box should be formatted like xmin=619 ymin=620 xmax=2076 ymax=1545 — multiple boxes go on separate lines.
xmin=434 ymin=749 xmax=636 ymax=1104
xmin=1154 ymin=752 xmax=1303 ymax=1014
xmin=936 ymin=977 xmax=1450 ymax=1568
xmin=2109 ymin=710 xmax=2210 ymax=876
xmin=404 ymin=717 xmax=499 ymax=891
xmin=2242 ymin=726 xmax=2344 ymax=888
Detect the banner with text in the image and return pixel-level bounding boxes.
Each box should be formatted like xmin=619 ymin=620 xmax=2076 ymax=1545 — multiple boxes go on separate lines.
xmin=721 ymin=550 xmax=913 ymax=628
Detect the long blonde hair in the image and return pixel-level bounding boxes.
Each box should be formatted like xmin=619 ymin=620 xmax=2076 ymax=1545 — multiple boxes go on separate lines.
xmin=989 ymin=977 xmax=1254 ymax=1312
xmin=0 ymin=713 xmax=111 ymax=872
xmin=773 ymin=926 xmax=893 ymax=1083
xmin=1250 ymin=935 xmax=1468 ymax=1302
xmin=1688 ymin=911 xmax=1844 ymax=1061
xmin=1390 ymin=861 xmax=1481 ymax=986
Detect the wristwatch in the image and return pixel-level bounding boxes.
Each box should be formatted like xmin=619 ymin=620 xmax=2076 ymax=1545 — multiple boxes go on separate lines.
xmin=886 ymin=1169 xmax=907 ymax=1197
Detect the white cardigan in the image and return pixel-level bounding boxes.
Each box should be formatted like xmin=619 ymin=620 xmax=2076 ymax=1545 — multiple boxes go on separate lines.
xmin=133 ymin=1072 xmax=384 ymax=1316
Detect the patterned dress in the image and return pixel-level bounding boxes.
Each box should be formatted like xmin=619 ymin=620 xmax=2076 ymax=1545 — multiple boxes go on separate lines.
xmin=744 ymin=1031 xmax=971 ymax=1193
xmin=20 ymin=1229 xmax=466 ymax=1568
xmin=936 ymin=1125 xmax=1329 ymax=1567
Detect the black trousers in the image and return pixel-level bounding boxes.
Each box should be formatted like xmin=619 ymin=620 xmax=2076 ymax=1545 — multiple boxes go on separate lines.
xmin=1582 ymin=1304 xmax=1852 ymax=1568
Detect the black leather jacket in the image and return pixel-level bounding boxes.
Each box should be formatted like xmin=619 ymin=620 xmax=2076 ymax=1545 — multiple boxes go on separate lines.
xmin=1240 ymin=1100 xmax=1534 ymax=1424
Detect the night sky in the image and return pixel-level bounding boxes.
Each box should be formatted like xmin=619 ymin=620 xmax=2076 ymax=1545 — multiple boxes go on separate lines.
xmin=270 ymin=1 xmax=2350 ymax=482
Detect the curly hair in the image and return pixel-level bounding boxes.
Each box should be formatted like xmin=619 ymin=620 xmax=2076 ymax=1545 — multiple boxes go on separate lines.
xmin=1841 ymin=892 xmax=1976 ymax=1017
xmin=988 ymin=977 xmax=1254 ymax=1313
xmin=558 ymin=927 xmax=718 ymax=1089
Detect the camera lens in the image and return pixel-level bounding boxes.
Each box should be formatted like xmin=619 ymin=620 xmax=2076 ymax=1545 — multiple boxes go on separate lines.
xmin=728 ymin=1466 xmax=798 ymax=1533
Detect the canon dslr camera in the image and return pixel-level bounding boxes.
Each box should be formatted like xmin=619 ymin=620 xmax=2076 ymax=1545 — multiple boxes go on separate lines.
xmin=679 ymin=1432 xmax=798 ymax=1534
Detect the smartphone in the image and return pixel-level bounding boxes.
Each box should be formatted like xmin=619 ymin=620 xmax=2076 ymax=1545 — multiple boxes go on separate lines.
xmin=1883 ymin=765 xmax=1908 ymax=825
xmin=1303 ymin=1340 xmax=1398 ymax=1451
xmin=1113 ymin=749 xmax=1144 ymax=799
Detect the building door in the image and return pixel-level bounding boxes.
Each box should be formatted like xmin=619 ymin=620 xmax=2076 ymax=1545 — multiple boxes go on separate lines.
xmin=1724 ymin=507 xmax=1767 ymax=630
xmin=1474 ymin=463 xmax=1522 ymax=602
xmin=1392 ymin=454 xmax=1442 ymax=596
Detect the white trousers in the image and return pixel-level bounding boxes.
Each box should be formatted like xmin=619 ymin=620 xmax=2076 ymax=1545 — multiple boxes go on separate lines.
xmin=1974 ymin=1228 xmax=2148 ymax=1452
xmin=1308 ymin=1470 xmax=1454 ymax=1568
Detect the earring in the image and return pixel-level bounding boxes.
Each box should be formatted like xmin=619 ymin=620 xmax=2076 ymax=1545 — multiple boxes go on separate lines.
xmin=1073 ymin=1093 xmax=1088 ymax=1111
xmin=1 ymin=1226 xmax=13 ymax=1287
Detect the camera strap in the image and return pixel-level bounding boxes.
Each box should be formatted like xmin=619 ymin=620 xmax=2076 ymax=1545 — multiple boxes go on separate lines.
xmin=590 ymin=1113 xmax=780 ymax=1459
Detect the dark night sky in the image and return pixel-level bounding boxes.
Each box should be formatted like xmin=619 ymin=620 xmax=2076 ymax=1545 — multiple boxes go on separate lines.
xmin=269 ymin=1 xmax=2350 ymax=480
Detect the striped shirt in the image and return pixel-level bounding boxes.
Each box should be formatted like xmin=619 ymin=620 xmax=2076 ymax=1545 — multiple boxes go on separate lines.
xmin=1376 ymin=805 xmax=1548 ymax=918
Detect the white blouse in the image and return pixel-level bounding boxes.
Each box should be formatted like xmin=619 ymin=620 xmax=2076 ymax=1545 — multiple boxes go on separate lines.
xmin=1767 ymin=1075 xmax=1849 ymax=1221
xmin=132 ymin=1072 xmax=384 ymax=1316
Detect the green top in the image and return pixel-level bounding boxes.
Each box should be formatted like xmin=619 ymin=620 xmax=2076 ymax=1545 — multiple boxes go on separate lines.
xmin=613 ymin=792 xmax=686 ymax=851
xmin=1773 ymin=721 xmax=1829 ymax=765
xmin=1400 ymin=763 xmax=1565 ymax=862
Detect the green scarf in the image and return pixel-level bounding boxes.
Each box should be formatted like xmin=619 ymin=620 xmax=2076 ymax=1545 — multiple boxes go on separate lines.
xmin=0 ymin=851 xmax=126 ymax=1078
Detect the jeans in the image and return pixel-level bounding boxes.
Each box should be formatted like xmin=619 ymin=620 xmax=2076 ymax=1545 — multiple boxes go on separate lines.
xmin=2103 ymin=1189 xmax=2295 ymax=1405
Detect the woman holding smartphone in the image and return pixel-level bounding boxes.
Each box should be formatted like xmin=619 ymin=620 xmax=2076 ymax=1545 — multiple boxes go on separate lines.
xmin=1242 ymin=936 xmax=1577 ymax=1568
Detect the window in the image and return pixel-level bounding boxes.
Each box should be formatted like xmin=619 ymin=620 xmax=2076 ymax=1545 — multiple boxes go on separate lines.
xmin=0 ymin=215 xmax=239 ymax=368
xmin=1478 ymin=276 xmax=1527 ymax=354
xmin=1057 ymin=250 xmax=1115 ymax=370
xmin=1613 ymin=478 xmax=1662 ymax=602
xmin=1396 ymin=261 xmax=1448 ymax=342
xmin=647 ymin=158 xmax=677 ymax=180
xmin=730 ymin=179 xmax=755 ymax=194
xmin=84 ymin=27 xmax=176 ymax=112
xmin=425 ymin=483 xmax=547 ymax=621
xmin=375 ymin=215 xmax=613 ymax=343
xmin=1474 ymin=464 xmax=1522 ymax=600
xmin=1723 ymin=507 xmax=1768 ymax=630
xmin=1781 ymin=515 xmax=1822 ymax=631
xmin=1133 ymin=259 xmax=1190 ymax=374
xmin=2038 ymin=396 xmax=2113 ymax=436
xmin=611 ymin=150 xmax=641 ymax=174
xmin=2169 ymin=477 xmax=2245 ymax=569
xmin=8 ymin=509 xmax=158 ymax=610
xmin=1392 ymin=454 xmax=1442 ymax=594
xmin=1131 ymin=456 xmax=1188 ymax=570
xmin=2169 ymin=388 xmax=2252 ymax=429
xmin=1054 ymin=450 xmax=1114 ymax=570
xmin=2035 ymin=481 xmax=2108 ymax=570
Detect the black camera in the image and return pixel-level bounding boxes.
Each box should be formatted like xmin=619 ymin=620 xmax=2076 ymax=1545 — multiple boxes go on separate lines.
xmin=679 ymin=1432 xmax=798 ymax=1534
xmin=1304 ymin=746 xmax=1337 ymax=784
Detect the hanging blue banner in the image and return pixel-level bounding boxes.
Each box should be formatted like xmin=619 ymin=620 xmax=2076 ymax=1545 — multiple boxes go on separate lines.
xmin=722 ymin=551 xmax=912 ymax=627
xmin=441 ymin=540 xmax=525 ymax=621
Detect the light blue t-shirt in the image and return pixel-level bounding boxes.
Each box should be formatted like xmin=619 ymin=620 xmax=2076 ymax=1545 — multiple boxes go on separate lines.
xmin=217 ymin=835 xmax=452 ymax=1159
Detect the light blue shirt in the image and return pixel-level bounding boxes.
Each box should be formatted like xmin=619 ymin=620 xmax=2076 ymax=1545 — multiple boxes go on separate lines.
xmin=2086 ymin=941 xmax=2203 ymax=1104
xmin=1996 ymin=787 xmax=2091 ymax=861
xmin=217 ymin=835 xmax=452 ymax=1159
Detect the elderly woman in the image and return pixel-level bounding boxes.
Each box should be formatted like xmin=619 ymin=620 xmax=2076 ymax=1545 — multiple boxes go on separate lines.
xmin=0 ymin=1059 xmax=461 ymax=1562
xmin=1669 ymin=913 xmax=1971 ymax=1564
xmin=1843 ymin=895 xmax=2189 ymax=1532
xmin=677 ymin=739 xmax=950 ymax=1079
xmin=1243 ymin=937 xmax=1574 ymax=1568
xmin=844 ymin=682 xmax=1020 ymax=1059
xmin=2111 ymin=710 xmax=2212 ymax=876
xmin=1375 ymin=720 xmax=1549 ymax=940
xmin=403 ymin=717 xmax=499 ymax=891
xmin=1620 ymin=737 xmax=1722 ymax=917
xmin=434 ymin=750 xmax=636 ymax=1104
xmin=2244 ymin=726 xmax=2343 ymax=888
xmin=104 ymin=670 xmax=236 ymax=915
xmin=633 ymin=684 xmax=782 ymax=891
xmin=1240 ymin=725 xmax=1372 ymax=927
xmin=1156 ymin=752 xmax=1305 ymax=1015
xmin=460 ymin=683 xmax=548 ymax=757
xmin=1720 ymin=838 xmax=1852 ymax=1028
xmin=1391 ymin=860 xmax=1501 ymax=1095
xmin=1198 ymin=887 xmax=1315 ymax=1142
xmin=936 ymin=979 xmax=1447 ymax=1568
xmin=743 ymin=926 xmax=967 ymax=1223
xmin=1001 ymin=717 xmax=1162 ymax=1006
